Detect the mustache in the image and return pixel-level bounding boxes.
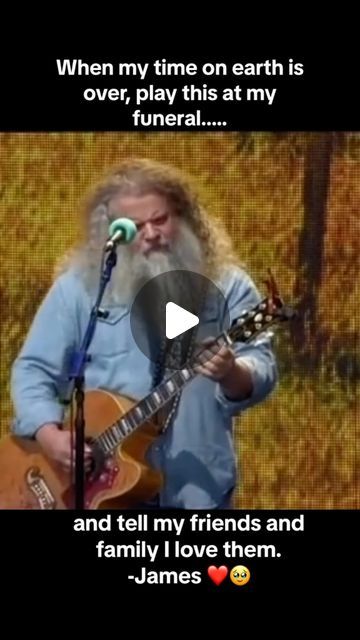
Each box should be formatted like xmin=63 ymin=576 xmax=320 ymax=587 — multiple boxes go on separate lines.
xmin=142 ymin=243 xmax=171 ymax=255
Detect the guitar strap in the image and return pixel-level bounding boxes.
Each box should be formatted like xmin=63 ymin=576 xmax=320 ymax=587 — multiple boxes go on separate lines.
xmin=150 ymin=278 xmax=209 ymax=433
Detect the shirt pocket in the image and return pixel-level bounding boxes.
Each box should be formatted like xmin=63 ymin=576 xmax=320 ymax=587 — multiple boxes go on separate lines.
xmin=92 ymin=306 xmax=131 ymax=357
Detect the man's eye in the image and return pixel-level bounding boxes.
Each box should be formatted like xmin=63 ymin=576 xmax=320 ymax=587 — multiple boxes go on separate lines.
xmin=154 ymin=214 xmax=167 ymax=225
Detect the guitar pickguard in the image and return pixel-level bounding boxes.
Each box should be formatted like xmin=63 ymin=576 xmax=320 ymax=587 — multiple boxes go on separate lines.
xmin=62 ymin=456 xmax=120 ymax=509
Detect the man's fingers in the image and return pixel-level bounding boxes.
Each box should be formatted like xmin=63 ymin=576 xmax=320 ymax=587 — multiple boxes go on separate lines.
xmin=201 ymin=360 xmax=219 ymax=375
xmin=61 ymin=457 xmax=92 ymax=473
xmin=197 ymin=349 xmax=216 ymax=364
xmin=60 ymin=460 xmax=72 ymax=472
xmin=198 ymin=349 xmax=229 ymax=368
xmin=204 ymin=354 xmax=224 ymax=369
xmin=194 ymin=365 xmax=212 ymax=378
xmin=196 ymin=339 xmax=228 ymax=362
xmin=194 ymin=362 xmax=218 ymax=378
xmin=214 ymin=345 xmax=229 ymax=357
xmin=71 ymin=446 xmax=92 ymax=457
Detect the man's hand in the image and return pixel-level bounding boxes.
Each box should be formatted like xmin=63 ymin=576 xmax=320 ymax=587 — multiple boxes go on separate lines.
xmin=35 ymin=423 xmax=92 ymax=472
xmin=194 ymin=337 xmax=254 ymax=400
xmin=194 ymin=337 xmax=236 ymax=382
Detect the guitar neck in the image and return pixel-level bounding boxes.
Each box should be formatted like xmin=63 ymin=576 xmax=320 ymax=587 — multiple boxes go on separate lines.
xmin=95 ymin=333 xmax=229 ymax=455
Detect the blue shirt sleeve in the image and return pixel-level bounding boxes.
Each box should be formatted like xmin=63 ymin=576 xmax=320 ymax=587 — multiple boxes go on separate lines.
xmin=215 ymin=268 xmax=279 ymax=417
xmin=10 ymin=274 xmax=79 ymax=438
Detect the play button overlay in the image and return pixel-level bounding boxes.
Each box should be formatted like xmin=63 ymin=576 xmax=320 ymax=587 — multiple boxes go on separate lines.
xmin=130 ymin=269 xmax=230 ymax=371
xmin=166 ymin=302 xmax=199 ymax=339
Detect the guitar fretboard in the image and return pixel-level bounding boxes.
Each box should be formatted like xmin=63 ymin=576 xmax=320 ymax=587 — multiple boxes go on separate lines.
xmin=92 ymin=291 xmax=289 ymax=456
xmin=94 ymin=333 xmax=229 ymax=455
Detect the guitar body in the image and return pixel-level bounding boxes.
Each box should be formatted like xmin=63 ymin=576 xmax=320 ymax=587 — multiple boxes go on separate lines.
xmin=0 ymin=277 xmax=295 ymax=510
xmin=0 ymin=389 xmax=163 ymax=510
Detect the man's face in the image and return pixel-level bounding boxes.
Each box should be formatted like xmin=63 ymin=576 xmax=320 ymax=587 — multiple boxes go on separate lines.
xmin=108 ymin=192 xmax=179 ymax=256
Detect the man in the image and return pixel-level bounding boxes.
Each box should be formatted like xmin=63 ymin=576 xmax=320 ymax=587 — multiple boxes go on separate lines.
xmin=10 ymin=158 xmax=278 ymax=509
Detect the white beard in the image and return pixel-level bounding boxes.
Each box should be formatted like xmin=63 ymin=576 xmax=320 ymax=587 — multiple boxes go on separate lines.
xmin=101 ymin=221 xmax=205 ymax=309
xmin=67 ymin=219 xmax=211 ymax=371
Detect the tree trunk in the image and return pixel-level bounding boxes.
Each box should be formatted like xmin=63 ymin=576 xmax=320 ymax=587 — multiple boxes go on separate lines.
xmin=291 ymin=133 xmax=334 ymax=366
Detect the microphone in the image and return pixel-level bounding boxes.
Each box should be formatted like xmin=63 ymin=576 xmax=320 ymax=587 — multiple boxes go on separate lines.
xmin=105 ymin=218 xmax=137 ymax=251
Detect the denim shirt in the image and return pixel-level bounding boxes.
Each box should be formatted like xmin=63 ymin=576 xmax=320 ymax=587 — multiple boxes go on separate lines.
xmin=10 ymin=265 xmax=278 ymax=509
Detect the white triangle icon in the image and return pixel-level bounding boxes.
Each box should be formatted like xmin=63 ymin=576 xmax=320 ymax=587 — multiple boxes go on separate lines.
xmin=166 ymin=302 xmax=199 ymax=339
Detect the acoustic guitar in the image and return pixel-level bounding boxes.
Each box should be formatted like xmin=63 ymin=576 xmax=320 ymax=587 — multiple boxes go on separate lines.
xmin=0 ymin=272 xmax=295 ymax=509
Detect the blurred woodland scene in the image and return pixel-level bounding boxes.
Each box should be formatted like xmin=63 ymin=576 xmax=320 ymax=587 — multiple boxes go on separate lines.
xmin=0 ymin=131 xmax=359 ymax=508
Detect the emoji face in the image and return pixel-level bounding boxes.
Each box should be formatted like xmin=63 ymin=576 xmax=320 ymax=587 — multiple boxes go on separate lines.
xmin=230 ymin=565 xmax=250 ymax=586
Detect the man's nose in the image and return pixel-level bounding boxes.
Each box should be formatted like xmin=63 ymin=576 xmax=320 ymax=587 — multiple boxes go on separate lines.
xmin=143 ymin=222 xmax=159 ymax=241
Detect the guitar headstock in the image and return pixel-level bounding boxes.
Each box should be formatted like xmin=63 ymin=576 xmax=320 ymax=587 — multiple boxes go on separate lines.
xmin=227 ymin=269 xmax=296 ymax=345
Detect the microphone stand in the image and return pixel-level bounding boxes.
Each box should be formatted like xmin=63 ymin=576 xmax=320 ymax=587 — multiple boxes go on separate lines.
xmin=68 ymin=246 xmax=117 ymax=510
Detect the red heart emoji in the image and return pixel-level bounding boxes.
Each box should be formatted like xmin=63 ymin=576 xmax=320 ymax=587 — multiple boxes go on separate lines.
xmin=208 ymin=565 xmax=228 ymax=585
